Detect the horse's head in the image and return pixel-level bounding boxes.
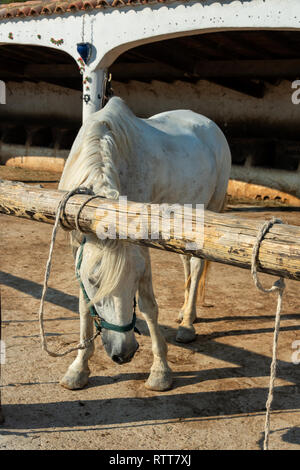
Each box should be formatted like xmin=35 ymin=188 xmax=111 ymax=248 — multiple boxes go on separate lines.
xmin=76 ymin=235 xmax=145 ymax=364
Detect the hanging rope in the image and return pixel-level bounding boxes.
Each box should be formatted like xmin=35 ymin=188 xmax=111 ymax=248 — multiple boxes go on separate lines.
xmin=251 ymin=217 xmax=286 ymax=450
xmin=38 ymin=187 xmax=101 ymax=358
xmin=81 ymin=13 xmax=85 ymax=43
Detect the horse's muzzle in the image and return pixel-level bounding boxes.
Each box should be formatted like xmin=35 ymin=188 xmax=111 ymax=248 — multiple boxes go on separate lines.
xmin=112 ymin=343 xmax=139 ymax=364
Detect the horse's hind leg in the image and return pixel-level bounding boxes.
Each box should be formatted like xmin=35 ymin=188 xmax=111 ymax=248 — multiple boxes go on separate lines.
xmin=138 ymin=249 xmax=173 ymax=391
xmin=176 ymin=257 xmax=205 ymax=343
xmin=178 ymin=254 xmax=191 ymax=323
xmin=60 ymin=289 xmax=95 ymax=390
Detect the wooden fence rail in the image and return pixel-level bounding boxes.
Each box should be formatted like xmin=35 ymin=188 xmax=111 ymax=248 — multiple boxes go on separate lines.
xmin=0 ymin=179 xmax=300 ymax=281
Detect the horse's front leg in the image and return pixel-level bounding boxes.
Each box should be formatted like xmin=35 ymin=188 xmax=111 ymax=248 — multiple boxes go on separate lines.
xmin=60 ymin=289 xmax=95 ymax=390
xmin=176 ymin=257 xmax=205 ymax=343
xmin=138 ymin=250 xmax=172 ymax=391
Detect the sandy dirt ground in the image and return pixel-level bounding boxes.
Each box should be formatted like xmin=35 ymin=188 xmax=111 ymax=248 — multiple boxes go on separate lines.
xmin=0 ymin=169 xmax=300 ymax=450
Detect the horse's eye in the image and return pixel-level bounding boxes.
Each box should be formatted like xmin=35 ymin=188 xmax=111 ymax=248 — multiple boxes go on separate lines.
xmin=88 ymin=275 xmax=98 ymax=287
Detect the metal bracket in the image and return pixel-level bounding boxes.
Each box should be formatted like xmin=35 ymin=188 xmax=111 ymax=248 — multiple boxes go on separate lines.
xmin=83 ymin=94 xmax=91 ymax=104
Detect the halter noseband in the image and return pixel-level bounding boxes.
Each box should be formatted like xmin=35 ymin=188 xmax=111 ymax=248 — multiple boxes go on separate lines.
xmin=76 ymin=237 xmax=140 ymax=335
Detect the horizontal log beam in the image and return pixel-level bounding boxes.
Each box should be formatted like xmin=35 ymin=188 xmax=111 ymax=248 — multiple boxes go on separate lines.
xmin=231 ymin=165 xmax=300 ymax=200
xmin=113 ymin=60 xmax=300 ymax=80
xmin=0 ymin=179 xmax=300 ymax=281
xmin=1 ymin=56 xmax=300 ymax=81
xmin=2 ymin=60 xmax=298 ymax=87
xmin=110 ymin=62 xmax=188 ymax=83
xmin=194 ymin=59 xmax=300 ymax=79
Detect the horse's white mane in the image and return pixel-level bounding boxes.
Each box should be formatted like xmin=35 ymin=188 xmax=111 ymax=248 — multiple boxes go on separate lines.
xmin=59 ymin=97 xmax=139 ymax=303
xmin=59 ymin=96 xmax=138 ymax=197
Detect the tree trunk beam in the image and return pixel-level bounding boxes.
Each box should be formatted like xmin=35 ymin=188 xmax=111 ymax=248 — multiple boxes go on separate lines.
xmin=0 ymin=179 xmax=300 ymax=281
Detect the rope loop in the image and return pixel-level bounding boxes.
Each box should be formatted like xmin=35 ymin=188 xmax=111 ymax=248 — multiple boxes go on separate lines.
xmin=58 ymin=186 xmax=94 ymax=231
xmin=251 ymin=217 xmax=284 ymax=293
xmin=251 ymin=217 xmax=286 ymax=450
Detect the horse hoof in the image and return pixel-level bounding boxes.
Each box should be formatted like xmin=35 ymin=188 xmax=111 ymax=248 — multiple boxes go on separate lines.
xmin=60 ymin=369 xmax=90 ymax=390
xmin=176 ymin=326 xmax=196 ymax=343
xmin=145 ymin=370 xmax=173 ymax=391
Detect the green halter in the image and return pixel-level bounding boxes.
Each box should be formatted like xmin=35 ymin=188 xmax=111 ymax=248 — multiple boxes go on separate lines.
xmin=76 ymin=237 xmax=140 ymax=335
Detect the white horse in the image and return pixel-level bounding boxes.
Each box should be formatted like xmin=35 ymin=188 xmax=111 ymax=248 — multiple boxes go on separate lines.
xmin=58 ymin=97 xmax=231 ymax=391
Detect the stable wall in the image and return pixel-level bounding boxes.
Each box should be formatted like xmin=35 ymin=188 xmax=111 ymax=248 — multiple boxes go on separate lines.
xmin=1 ymin=78 xmax=300 ymax=195
xmin=1 ymin=79 xmax=299 ymax=139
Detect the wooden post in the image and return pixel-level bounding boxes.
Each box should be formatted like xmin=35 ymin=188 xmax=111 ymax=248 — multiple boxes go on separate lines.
xmin=82 ymin=68 xmax=107 ymax=122
xmin=0 ymin=179 xmax=300 ymax=281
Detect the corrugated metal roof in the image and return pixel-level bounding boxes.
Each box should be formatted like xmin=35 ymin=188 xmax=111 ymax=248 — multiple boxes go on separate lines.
xmin=0 ymin=0 xmax=185 ymax=20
